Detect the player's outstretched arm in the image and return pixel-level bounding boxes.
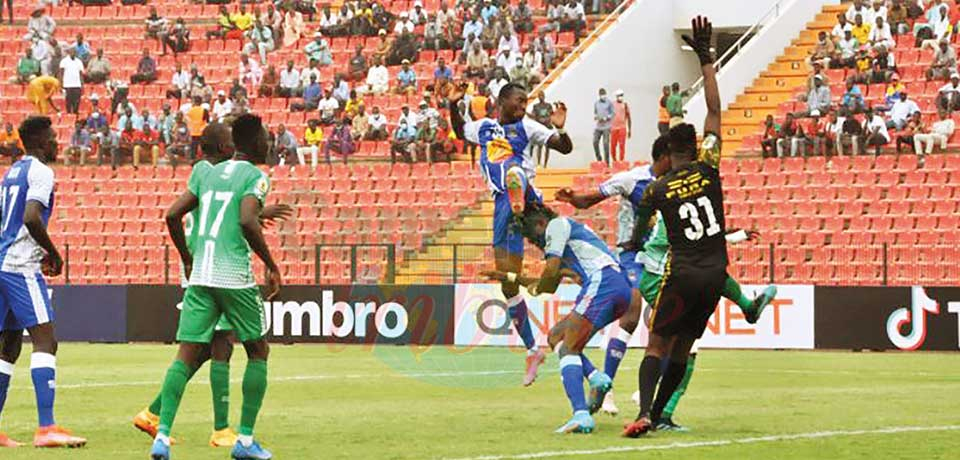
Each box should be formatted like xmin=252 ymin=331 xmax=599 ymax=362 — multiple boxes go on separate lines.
xmin=447 ymin=82 xmax=468 ymax=140
xmin=240 ymin=195 xmax=281 ymax=300
xmin=165 ymin=191 xmax=199 ymax=276
xmin=621 ymin=204 xmax=654 ymax=253
xmin=546 ymin=102 xmax=573 ymax=154
xmin=23 ymin=201 xmax=61 ymax=276
xmin=259 ymin=203 xmax=293 ymax=228
xmin=531 ymin=257 xmax=563 ymax=295
xmin=683 ymin=16 xmax=720 ymax=137
xmin=555 ymin=187 xmax=606 ymax=209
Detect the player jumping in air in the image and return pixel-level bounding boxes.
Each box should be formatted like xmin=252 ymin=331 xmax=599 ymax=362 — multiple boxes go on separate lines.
xmin=486 ymin=202 xmax=642 ymax=433
xmin=449 ymin=83 xmax=573 ymax=386
xmin=134 ymin=122 xmax=291 ymax=449
xmin=621 ymin=16 xmax=745 ymax=437
xmin=557 ymin=137 xmax=776 ymax=423
xmin=150 ymin=114 xmax=282 ymax=460
xmin=0 ymin=116 xmax=86 ymax=448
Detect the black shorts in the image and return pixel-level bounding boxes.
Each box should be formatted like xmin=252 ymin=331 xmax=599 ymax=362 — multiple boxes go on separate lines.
xmin=649 ymin=268 xmax=726 ymax=338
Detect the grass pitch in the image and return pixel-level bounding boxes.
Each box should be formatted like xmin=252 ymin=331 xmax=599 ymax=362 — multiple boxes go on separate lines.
xmin=0 ymin=344 xmax=957 ymax=459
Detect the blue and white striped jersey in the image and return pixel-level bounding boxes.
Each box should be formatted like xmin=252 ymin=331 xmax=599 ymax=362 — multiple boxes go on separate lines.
xmin=0 ymin=156 xmax=55 ymax=273
xmin=598 ymin=165 xmax=656 ymax=245
xmin=463 ymin=117 xmax=555 ymax=194
xmin=543 ymin=217 xmax=619 ymax=282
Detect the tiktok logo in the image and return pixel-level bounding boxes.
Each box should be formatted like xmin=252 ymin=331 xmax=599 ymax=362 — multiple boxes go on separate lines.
xmin=886 ymin=287 xmax=941 ymax=350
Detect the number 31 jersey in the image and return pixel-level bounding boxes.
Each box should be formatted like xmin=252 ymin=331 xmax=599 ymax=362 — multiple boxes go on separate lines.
xmin=187 ymin=159 xmax=269 ymax=289
xmin=639 ymin=158 xmax=727 ymax=273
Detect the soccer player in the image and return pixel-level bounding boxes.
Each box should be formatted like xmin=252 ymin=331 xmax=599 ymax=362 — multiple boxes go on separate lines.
xmin=557 ymin=138 xmax=776 ymax=422
xmin=0 ymin=116 xmax=86 ymax=448
xmin=621 ymin=16 xmax=737 ymax=438
xmin=448 ymin=82 xmax=573 ymax=386
xmin=134 ymin=122 xmax=291 ymax=448
xmin=150 ymin=114 xmax=281 ymax=460
xmin=486 ymin=202 xmax=641 ymax=433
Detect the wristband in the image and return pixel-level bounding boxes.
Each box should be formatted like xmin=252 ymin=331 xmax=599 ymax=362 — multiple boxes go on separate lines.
xmin=725 ymin=229 xmax=748 ymax=244
xmin=506 ymin=272 xmax=518 ymax=283
xmin=556 ymin=128 xmax=567 ymax=135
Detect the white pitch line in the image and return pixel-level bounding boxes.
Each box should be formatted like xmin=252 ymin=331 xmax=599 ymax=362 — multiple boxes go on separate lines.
xmin=443 ymin=425 xmax=960 ymax=460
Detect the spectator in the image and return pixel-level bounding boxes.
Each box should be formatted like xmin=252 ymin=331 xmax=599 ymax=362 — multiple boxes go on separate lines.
xmin=229 ymin=77 xmax=248 ymax=101
xmin=432 ymin=57 xmax=454 ymax=98
xmin=24 ymin=8 xmax=55 ymax=42
xmin=158 ymin=104 xmax=175 ymax=145
xmin=231 ymin=5 xmax=256 ymax=32
xmin=16 ymin=49 xmax=41 ymax=84
xmin=497 ymin=48 xmax=520 ymax=75
xmin=841 ymin=79 xmax=866 ymax=114
xmin=324 ymin=117 xmax=355 ymax=164
xmin=808 ymin=110 xmax=833 ymax=156
xmin=809 ymin=31 xmax=835 ymax=68
xmin=391 ymin=118 xmax=417 ymax=163
xmin=851 ymin=15 xmax=872 ymax=45
xmin=343 ymin=90 xmax=365 ymax=118
xmin=416 ymin=99 xmax=440 ymax=128
xmin=0 ymin=123 xmax=22 ymax=159
xmin=293 ymin=74 xmax=321 ymax=111
xmin=927 ymin=40 xmax=956 ymax=80
xmin=46 ymin=37 xmax=62 ymax=77
xmin=117 ymin=122 xmax=139 ymax=167
xmin=282 ymin=7 xmax=306 ymax=47
xmin=888 ymin=0 xmax=910 ymax=35
xmin=116 ymin=106 xmax=143 ymax=131
xmin=59 ymin=48 xmax=84 ymax=115
xmin=833 ymin=29 xmax=859 ymax=68
xmin=26 ymin=74 xmax=59 ymax=115
xmin=372 ymin=29 xmax=391 ymax=63
xmin=185 ymin=96 xmax=208 ymax=159
xmin=304 ymin=32 xmax=333 ymax=66
xmin=561 ymin=0 xmax=586 ymax=39
xmin=97 ymin=125 xmax=121 ymax=170
xmin=30 ymin=37 xmax=51 ymax=77
xmin=920 ymin=4 xmax=952 ymax=50
xmin=318 ymin=90 xmax=340 ymax=125
xmin=299 ymin=59 xmax=321 ymax=90
xmin=298 ymin=119 xmax=323 ymax=168
xmin=832 ymin=13 xmax=852 ymax=40
xmin=0 ymin=0 xmax=11 ymax=26
xmin=868 ymin=16 xmax=894 ymax=49
xmin=361 ymin=56 xmax=388 ymax=95
xmin=162 ymin=18 xmax=191 ymax=57
xmin=166 ymin=112 xmax=192 ymax=164
xmin=423 ymin=14 xmax=441 ymax=50
xmin=84 ymin=48 xmax=110 ymax=84
xmin=167 ymin=62 xmax=190 ymax=99
xmin=144 ymin=7 xmax=168 ymax=40
xmin=914 ymin=109 xmax=955 ymax=158
xmin=776 ymin=112 xmax=807 ymax=157
xmin=897 ymin=111 xmax=924 ymax=153
xmin=412 ymin=118 xmax=439 ymax=163
xmin=488 ymin=69 xmax=510 ymax=99
xmin=238 ymin=53 xmax=263 ymax=87
xmin=351 ymin=105 xmax=370 ymax=140
xmin=106 ymin=78 xmax=129 ymax=115
xmin=332 ymin=75 xmax=351 ymax=103
xmin=513 ymin=0 xmax=534 ymax=33
xmin=274 ymin=124 xmax=299 ymax=165
xmin=665 ymin=82 xmax=686 ymax=121
xmin=846 ymin=0 xmax=873 ymax=24
xmin=212 ymin=91 xmax=234 ymax=122
xmin=386 ymin=32 xmax=418 ymax=66
xmin=465 ymin=42 xmax=489 ymax=79
xmin=864 ymin=59 xmax=891 ymax=84
xmin=206 ymin=6 xmax=237 ymax=40
xmin=609 ymin=89 xmax=631 ymax=162
xmin=72 ymin=33 xmax=91 ymax=63
xmin=409 ymin=0 xmax=427 ymax=25
xmin=807 ymin=61 xmax=831 ymax=91
xmin=279 ymin=60 xmax=301 ymax=97
xmin=259 ymin=65 xmax=279 ymax=98
xmin=937 ymin=72 xmax=960 ymax=112
xmin=862 ymin=106 xmax=890 ymax=155
xmin=394 ymin=11 xmax=415 ymax=35
xmin=530 ymin=91 xmax=553 ymax=166
xmin=318 ymin=6 xmax=343 ymax=36
xmin=759 ymin=115 xmax=781 ymax=157
xmin=130 ymin=49 xmax=157 ymax=84
xmin=498 ymin=30 xmax=520 ymax=55
xmin=592 ymin=88 xmax=614 ymax=165
xmin=884 ymin=73 xmax=906 ymax=106
xmin=886 ymin=93 xmax=920 ymax=130
xmin=806 ymin=75 xmax=832 ymax=116
xmin=85 ymin=95 xmax=109 ymax=132
xmin=366 ymin=106 xmax=389 ymax=140
xmin=142 ymin=108 xmax=159 ymax=131
xmin=348 ymin=44 xmax=368 ymax=82
xmin=398 ymin=105 xmax=418 ymax=127
xmin=244 ymin=19 xmax=274 ymax=63
xmin=135 ymin=124 xmax=161 ymax=167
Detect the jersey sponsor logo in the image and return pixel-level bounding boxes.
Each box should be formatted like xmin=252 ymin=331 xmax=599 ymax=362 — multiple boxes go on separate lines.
xmin=485 ymin=137 xmax=514 ymax=163
xmin=266 ymin=290 xmax=408 ymax=338
xmin=5 ymin=166 xmax=21 ymax=180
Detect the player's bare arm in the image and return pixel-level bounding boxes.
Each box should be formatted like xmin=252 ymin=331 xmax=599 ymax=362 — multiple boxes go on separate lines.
xmin=555 ymin=187 xmax=606 ymax=209
xmin=165 ymin=190 xmax=199 ymax=278
xmin=259 ymin=203 xmax=293 ymax=228
xmin=546 ymin=103 xmax=573 ymax=154
xmin=531 ymin=257 xmax=563 ymax=295
xmin=621 ymin=203 xmax=654 ymax=253
xmin=23 ymin=200 xmax=61 ymax=276
xmin=240 ymin=195 xmax=281 ymax=300
xmin=447 ymin=82 xmax=468 ymax=140
xmin=683 ymin=15 xmax=721 ymax=166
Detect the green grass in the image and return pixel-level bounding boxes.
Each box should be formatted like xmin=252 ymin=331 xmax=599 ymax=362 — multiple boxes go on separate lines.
xmin=0 ymin=344 xmax=957 ymax=459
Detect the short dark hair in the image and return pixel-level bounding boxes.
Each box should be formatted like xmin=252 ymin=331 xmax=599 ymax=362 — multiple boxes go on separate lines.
xmin=231 ymin=114 xmax=264 ymax=156
xmin=498 ymin=82 xmax=527 ymax=101
xmin=19 ymin=116 xmax=52 ymax=151
xmin=520 ymin=201 xmax=558 ymax=247
xmin=651 ymin=135 xmax=670 ymax=161
xmin=667 ymin=123 xmax=698 ymax=160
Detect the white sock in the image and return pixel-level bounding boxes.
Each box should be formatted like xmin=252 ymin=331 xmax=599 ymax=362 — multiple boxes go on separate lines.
xmin=616 ymin=328 xmax=633 ymax=343
xmin=526 ymin=346 xmax=539 ymax=356
xmin=238 ymin=434 xmax=254 ymax=447
xmin=155 ymin=433 xmax=170 ymax=446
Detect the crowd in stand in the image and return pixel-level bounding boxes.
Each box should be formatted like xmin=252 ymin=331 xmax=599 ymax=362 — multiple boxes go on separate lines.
xmin=761 ymin=0 xmax=960 ymax=163
xmin=6 ymin=0 xmax=611 ymax=168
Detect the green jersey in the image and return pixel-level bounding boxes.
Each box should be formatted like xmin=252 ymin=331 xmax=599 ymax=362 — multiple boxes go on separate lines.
xmin=640 ymin=212 xmax=669 ymax=276
xmin=187 ymin=159 xmax=270 ymax=289
xmin=184 ymin=160 xmax=214 ymax=254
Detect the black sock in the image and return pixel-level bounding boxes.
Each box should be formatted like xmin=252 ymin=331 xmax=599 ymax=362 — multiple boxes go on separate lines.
xmin=637 ymin=355 xmax=662 ymax=419
xmin=651 ymin=360 xmax=688 ymax=422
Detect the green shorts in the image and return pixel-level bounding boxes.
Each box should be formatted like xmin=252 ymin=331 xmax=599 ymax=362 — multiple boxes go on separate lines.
xmin=214 ymin=315 xmax=234 ymax=332
xmin=177 ymin=285 xmax=267 ymax=343
xmin=639 ymin=271 xmax=663 ymax=306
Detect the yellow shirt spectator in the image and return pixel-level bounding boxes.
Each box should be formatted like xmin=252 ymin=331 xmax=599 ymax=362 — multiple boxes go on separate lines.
xmin=851 ymin=23 xmax=871 ymax=44
xmin=26 ymin=75 xmax=60 ymax=115
xmin=304 ymin=126 xmax=324 ymax=146
xmin=231 ymin=12 xmax=255 ymax=31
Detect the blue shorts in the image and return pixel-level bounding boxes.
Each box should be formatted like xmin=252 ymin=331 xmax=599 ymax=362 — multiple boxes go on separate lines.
xmin=0 ymin=270 xmax=54 ymax=331
xmin=573 ymin=266 xmax=633 ymax=329
xmin=619 ymin=250 xmax=643 ymax=288
xmin=488 ymin=162 xmax=542 ymax=256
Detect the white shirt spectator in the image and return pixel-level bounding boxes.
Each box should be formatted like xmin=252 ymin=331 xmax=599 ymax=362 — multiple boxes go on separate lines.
xmin=488 ymin=77 xmax=509 ymax=99
xmin=868 ymin=22 xmax=894 ymax=48
xmin=394 ymin=19 xmax=415 ymax=35
xmin=846 ymin=4 xmax=872 ymax=24
xmin=497 ymin=51 xmax=520 ymax=74
xmin=871 ymin=5 xmax=887 ymax=21
xmin=59 ymin=56 xmax=84 ymax=89
xmin=523 ymin=50 xmax=543 ymax=74
xmin=939 ymin=81 xmax=960 ymax=97
xmin=171 ymin=69 xmax=190 ymax=92
xmin=889 ymin=98 xmax=920 ymax=125
xmin=838 ymin=36 xmax=858 ymax=59
xmin=931 ymin=117 xmax=956 ymax=136
xmin=318 ymin=96 xmax=339 ymax=119
xmin=365 ymin=64 xmax=389 ymax=93
xmin=832 ymin=22 xmax=853 ymax=39
xmin=300 ymin=67 xmax=320 ymax=87
xmin=865 ymin=113 xmax=890 ymax=142
xmin=408 ymin=6 xmax=427 ymax=24
xmin=498 ymin=34 xmax=520 ymax=55
xmin=280 ymin=67 xmax=301 ymax=90
xmin=564 ymin=2 xmax=585 ymax=20
xmin=932 ymin=16 xmax=952 ymax=40
xmin=398 ymin=110 xmax=418 ymax=127
xmin=319 ymin=11 xmax=340 ymax=28
xmin=368 ymin=113 xmax=388 ymax=130
xmin=212 ymin=98 xmax=234 ymax=122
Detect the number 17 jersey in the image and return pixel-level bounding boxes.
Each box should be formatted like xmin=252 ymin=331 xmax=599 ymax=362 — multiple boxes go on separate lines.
xmin=187 ymin=159 xmax=270 ymax=289
xmin=639 ymin=160 xmax=727 ymax=273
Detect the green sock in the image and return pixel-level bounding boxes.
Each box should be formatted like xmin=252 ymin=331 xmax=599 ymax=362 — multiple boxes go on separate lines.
xmin=150 ymin=364 xmax=199 ymax=416
xmin=158 ymin=360 xmax=193 ymax=436
xmin=722 ymin=276 xmax=754 ymax=314
xmin=211 ymin=360 xmax=231 ymax=431
xmin=662 ymin=353 xmax=696 ymax=419
xmin=239 ymin=360 xmax=268 ymax=437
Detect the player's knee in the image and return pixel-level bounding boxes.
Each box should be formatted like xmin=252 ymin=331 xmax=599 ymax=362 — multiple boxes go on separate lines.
xmin=211 ymin=333 xmax=234 ymax=362
xmin=27 ymin=324 xmax=57 ymax=355
xmin=0 ymin=331 xmax=23 ymax=363
xmin=243 ymin=339 xmax=269 ymax=361
xmin=501 ymin=282 xmax=519 ymax=298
